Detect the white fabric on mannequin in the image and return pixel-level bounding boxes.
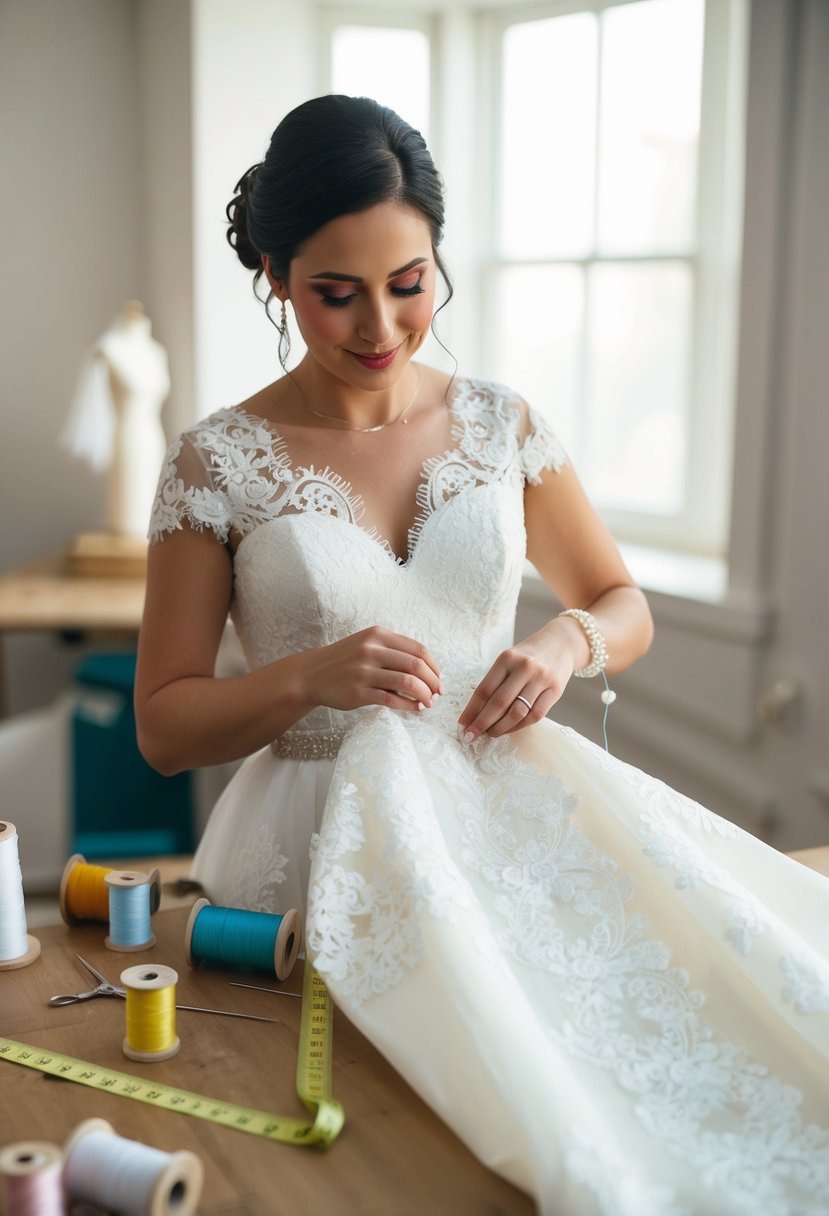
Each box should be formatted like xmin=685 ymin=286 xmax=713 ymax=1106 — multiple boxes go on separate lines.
xmin=63 ymin=301 xmax=170 ymax=537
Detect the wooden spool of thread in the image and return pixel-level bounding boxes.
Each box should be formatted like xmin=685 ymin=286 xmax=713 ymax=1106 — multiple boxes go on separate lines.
xmin=106 ymin=871 xmax=156 ymax=951
xmin=0 ymin=821 xmax=41 ymax=971
xmin=121 ymin=963 xmax=180 ymax=1062
xmin=60 ymin=852 xmax=161 ymax=924
xmin=64 ymin=1117 xmax=203 ymax=1216
xmin=0 ymin=1140 xmax=63 ymax=1216
xmin=184 ymin=897 xmax=301 ymax=981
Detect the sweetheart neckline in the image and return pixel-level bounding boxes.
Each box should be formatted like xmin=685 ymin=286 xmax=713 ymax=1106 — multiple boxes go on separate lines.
xmin=233 ymin=477 xmax=520 ymax=571
xmin=230 ymin=378 xmax=500 ymax=566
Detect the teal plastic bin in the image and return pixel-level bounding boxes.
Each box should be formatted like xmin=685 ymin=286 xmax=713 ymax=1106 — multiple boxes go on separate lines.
xmin=72 ymin=653 xmax=194 ymax=858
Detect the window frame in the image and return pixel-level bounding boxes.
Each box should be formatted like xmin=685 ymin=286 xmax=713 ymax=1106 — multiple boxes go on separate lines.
xmin=317 ymin=0 xmax=747 ymax=562
xmin=317 ymin=4 xmax=440 ymax=161
xmin=478 ymin=0 xmax=747 ymax=559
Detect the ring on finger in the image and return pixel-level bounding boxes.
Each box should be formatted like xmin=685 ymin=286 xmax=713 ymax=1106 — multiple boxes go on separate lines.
xmin=514 ymin=694 xmax=534 ymax=712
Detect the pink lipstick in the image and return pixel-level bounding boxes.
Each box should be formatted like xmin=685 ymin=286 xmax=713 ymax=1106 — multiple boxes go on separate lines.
xmin=348 ymin=344 xmax=401 ymax=370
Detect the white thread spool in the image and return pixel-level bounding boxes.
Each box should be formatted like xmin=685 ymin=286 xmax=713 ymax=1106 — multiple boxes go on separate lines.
xmin=64 ymin=1118 xmax=203 ymax=1216
xmin=0 ymin=1140 xmax=63 ymax=1215
xmin=0 ymin=822 xmax=41 ymax=970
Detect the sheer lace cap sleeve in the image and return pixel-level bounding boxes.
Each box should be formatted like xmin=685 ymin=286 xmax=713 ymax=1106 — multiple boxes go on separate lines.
xmin=148 ymin=427 xmax=232 ymax=544
xmin=517 ymin=400 xmax=569 ymax=484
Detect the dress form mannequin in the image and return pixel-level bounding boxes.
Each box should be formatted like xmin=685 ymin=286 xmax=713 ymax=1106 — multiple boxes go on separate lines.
xmin=96 ymin=301 xmax=170 ymax=537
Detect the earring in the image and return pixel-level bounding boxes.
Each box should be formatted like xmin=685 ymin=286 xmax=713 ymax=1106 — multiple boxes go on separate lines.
xmin=277 ymin=299 xmax=291 ymax=371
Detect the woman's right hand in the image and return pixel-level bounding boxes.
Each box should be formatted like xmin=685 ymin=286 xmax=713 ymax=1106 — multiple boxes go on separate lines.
xmin=300 ymin=626 xmax=443 ymax=714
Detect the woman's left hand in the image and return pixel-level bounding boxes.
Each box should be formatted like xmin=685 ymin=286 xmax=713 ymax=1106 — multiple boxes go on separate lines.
xmin=457 ymin=618 xmax=587 ymax=743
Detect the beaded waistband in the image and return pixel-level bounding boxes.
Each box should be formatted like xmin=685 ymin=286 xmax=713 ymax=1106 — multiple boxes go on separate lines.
xmin=270 ymin=729 xmax=346 ymax=761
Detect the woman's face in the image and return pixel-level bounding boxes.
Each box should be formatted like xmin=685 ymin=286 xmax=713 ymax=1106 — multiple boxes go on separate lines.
xmin=268 ymin=202 xmax=436 ymax=389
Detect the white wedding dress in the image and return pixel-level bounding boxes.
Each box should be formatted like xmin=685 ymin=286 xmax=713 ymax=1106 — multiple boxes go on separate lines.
xmin=150 ymin=379 xmax=829 ymax=1215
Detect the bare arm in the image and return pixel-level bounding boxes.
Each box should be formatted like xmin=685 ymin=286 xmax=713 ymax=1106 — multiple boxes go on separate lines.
xmin=134 ymin=526 xmax=443 ymax=775
xmin=458 ymin=460 xmax=653 ymax=741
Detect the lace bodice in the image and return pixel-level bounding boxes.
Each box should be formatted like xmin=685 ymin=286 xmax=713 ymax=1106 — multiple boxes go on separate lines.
xmin=149 ymin=377 xmax=567 ymax=732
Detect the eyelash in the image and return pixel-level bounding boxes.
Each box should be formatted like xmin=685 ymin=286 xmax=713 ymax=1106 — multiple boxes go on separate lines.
xmin=319 ymin=283 xmax=425 ymax=309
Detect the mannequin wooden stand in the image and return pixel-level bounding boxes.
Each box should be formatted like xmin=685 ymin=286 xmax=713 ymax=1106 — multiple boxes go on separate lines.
xmin=67 ymin=532 xmax=148 ymax=578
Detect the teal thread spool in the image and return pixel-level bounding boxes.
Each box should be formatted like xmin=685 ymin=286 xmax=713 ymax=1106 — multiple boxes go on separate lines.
xmin=184 ymin=899 xmax=300 ymax=981
xmin=105 ymin=872 xmax=156 ymax=952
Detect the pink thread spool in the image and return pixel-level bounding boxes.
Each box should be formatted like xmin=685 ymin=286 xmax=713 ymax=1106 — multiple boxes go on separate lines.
xmin=0 ymin=1140 xmax=63 ymax=1216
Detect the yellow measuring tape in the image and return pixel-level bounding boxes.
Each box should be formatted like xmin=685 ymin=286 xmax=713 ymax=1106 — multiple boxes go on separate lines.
xmin=0 ymin=964 xmax=344 ymax=1148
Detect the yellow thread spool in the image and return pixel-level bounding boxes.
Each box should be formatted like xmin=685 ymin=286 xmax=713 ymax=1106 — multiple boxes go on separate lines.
xmin=121 ymin=964 xmax=180 ymax=1063
xmin=60 ymin=853 xmax=161 ymax=924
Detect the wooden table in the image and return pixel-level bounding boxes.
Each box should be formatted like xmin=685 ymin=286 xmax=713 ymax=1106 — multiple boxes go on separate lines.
xmin=0 ymin=906 xmax=533 ymax=1216
xmin=0 ymin=552 xmax=146 ymax=635
xmin=0 ymin=551 xmax=146 ymax=716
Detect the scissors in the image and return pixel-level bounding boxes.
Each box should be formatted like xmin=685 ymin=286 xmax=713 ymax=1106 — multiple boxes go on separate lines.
xmin=49 ymin=955 xmax=124 ymax=1005
xmin=48 ymin=954 xmax=280 ymax=1023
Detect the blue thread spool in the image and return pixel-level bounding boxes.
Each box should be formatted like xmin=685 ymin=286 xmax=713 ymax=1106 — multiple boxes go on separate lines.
xmin=184 ymin=898 xmax=300 ymax=981
xmin=105 ymin=871 xmax=156 ymax=952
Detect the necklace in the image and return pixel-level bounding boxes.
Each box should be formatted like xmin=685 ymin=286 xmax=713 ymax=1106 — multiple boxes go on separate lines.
xmin=290 ymin=365 xmax=421 ymax=433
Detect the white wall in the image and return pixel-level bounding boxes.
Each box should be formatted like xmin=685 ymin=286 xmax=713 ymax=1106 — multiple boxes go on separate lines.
xmin=0 ymin=0 xmax=141 ymax=570
xmin=1 ymin=0 xmax=827 ymax=853
xmin=0 ymin=0 xmax=145 ymax=710
xmin=192 ymin=0 xmax=316 ymax=419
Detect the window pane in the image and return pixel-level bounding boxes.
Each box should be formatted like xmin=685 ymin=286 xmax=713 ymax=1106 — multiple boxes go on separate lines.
xmin=584 ymin=261 xmax=692 ymax=514
xmin=492 ymin=265 xmax=584 ymax=451
xmin=331 ymin=26 xmax=430 ymax=143
xmin=598 ymin=0 xmax=704 ymax=254
xmin=500 ymin=14 xmax=597 ymax=259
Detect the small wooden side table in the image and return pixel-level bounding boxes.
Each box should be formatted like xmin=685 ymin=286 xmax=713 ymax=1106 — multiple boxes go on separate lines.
xmin=0 ymin=550 xmax=146 ymax=716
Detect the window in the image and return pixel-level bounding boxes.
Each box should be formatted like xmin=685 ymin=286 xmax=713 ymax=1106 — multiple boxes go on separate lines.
xmin=321 ymin=8 xmax=432 ymax=145
xmin=484 ymin=0 xmax=747 ymax=558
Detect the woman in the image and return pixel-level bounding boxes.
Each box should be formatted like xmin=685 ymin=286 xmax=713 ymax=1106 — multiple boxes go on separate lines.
xmin=136 ymin=95 xmax=829 ymax=1214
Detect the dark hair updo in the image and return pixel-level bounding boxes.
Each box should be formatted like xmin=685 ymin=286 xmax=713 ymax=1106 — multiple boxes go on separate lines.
xmin=226 ymin=94 xmax=451 ymax=300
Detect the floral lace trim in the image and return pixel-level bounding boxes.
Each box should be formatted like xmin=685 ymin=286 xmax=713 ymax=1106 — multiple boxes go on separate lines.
xmin=308 ymin=709 xmax=829 ymax=1211
xmin=223 ymin=824 xmax=288 ymax=912
xmin=780 ymin=950 xmax=829 ymax=1015
xmin=565 ymin=1128 xmax=689 ymax=1216
xmin=148 ymin=411 xmax=387 ymax=549
xmin=559 ymin=727 xmax=829 ymax=1017
xmin=148 ymin=379 xmax=568 ymax=555
xmin=306 ymin=738 xmax=480 ymax=1000
xmin=405 ymin=380 xmax=567 ymax=560
xmin=433 ymin=727 xmax=829 ymax=1212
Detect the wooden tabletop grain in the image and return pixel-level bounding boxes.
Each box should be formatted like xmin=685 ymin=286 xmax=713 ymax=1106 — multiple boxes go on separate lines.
xmin=0 ymin=905 xmax=534 ymax=1216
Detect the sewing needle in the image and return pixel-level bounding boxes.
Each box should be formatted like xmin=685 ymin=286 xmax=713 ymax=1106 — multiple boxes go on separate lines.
xmin=228 ymin=982 xmax=301 ymax=999
xmin=175 ymin=1004 xmax=280 ymax=1024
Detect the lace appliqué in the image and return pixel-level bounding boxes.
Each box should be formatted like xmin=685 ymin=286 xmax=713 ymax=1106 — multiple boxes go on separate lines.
xmin=723 ymin=901 xmax=771 ymax=956
xmin=149 ymin=434 xmax=234 ymax=542
xmin=149 ymin=409 xmax=387 ymax=550
xmin=555 ymin=727 xmax=778 ymax=969
xmin=405 ymin=382 xmax=567 ymax=558
xmin=780 ymin=950 xmax=829 ymax=1015
xmin=148 ymin=380 xmax=567 ymax=559
xmin=306 ymin=716 xmax=483 ymax=1005
xmin=398 ymin=720 xmax=829 ymax=1213
xmin=565 ymin=1128 xmax=690 ymax=1216
xmin=224 ymin=825 xmax=288 ymax=913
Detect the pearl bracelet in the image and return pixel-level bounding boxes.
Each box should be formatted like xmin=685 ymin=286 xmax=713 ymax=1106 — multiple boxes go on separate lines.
xmin=558 ymin=608 xmax=609 ymax=679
